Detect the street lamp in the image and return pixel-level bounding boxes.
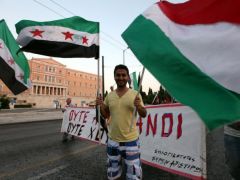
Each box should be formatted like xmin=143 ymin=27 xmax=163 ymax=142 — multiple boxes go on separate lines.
xmin=123 ymin=47 xmax=129 ymax=65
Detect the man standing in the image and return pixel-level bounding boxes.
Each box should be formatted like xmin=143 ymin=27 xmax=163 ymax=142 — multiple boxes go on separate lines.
xmin=96 ymin=65 xmax=147 ymax=180
xmin=62 ymin=98 xmax=76 ymax=142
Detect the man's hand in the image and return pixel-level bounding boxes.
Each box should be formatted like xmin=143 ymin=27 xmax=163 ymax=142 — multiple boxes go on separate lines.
xmin=134 ymin=96 xmax=141 ymax=108
xmin=134 ymin=96 xmax=147 ymax=118
xmin=96 ymin=94 xmax=103 ymax=106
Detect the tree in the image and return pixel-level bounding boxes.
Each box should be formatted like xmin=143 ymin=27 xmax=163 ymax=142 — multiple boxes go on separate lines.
xmin=145 ymin=88 xmax=155 ymax=104
xmin=158 ymin=85 xmax=165 ymax=104
xmin=164 ymin=89 xmax=173 ymax=103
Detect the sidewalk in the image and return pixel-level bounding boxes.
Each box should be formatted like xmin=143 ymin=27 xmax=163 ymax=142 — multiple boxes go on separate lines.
xmin=0 ymin=108 xmax=63 ymax=125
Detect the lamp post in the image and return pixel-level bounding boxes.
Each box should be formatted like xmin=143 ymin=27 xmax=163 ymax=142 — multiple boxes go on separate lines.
xmin=123 ymin=47 xmax=129 ymax=65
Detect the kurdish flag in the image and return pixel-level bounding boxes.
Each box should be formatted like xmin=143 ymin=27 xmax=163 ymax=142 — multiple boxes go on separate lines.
xmin=129 ymin=71 xmax=138 ymax=90
xmin=122 ymin=0 xmax=240 ymax=130
xmin=0 ymin=20 xmax=30 ymax=95
xmin=15 ymin=16 xmax=99 ymax=58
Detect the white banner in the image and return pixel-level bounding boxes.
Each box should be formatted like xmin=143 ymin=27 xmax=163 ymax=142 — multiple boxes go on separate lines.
xmin=61 ymin=104 xmax=206 ymax=180
xmin=61 ymin=107 xmax=108 ymax=144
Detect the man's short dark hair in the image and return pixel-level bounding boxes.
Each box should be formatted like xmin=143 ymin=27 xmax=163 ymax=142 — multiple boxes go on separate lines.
xmin=114 ymin=64 xmax=129 ymax=76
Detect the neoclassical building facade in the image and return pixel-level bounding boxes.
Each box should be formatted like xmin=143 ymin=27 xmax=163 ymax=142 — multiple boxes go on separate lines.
xmin=0 ymin=58 xmax=102 ymax=108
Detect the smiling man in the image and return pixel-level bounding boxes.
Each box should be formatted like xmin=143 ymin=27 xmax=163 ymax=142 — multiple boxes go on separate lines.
xmin=96 ymin=64 xmax=146 ymax=180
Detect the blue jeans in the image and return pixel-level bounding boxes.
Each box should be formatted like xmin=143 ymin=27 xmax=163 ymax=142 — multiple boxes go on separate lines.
xmin=224 ymin=134 xmax=240 ymax=180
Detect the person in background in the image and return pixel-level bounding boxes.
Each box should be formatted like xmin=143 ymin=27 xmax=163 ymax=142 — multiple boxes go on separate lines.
xmin=224 ymin=121 xmax=240 ymax=180
xmin=96 ymin=64 xmax=147 ymax=180
xmin=110 ymin=86 xmax=114 ymax=92
xmin=62 ymin=98 xmax=76 ymax=142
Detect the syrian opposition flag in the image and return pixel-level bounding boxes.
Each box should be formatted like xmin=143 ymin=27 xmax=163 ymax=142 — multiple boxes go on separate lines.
xmin=129 ymin=71 xmax=138 ymax=90
xmin=15 ymin=16 xmax=99 ymax=58
xmin=0 ymin=20 xmax=30 ymax=95
xmin=122 ymin=0 xmax=240 ymax=130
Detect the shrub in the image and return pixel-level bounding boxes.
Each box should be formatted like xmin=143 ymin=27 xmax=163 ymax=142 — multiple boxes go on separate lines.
xmin=14 ymin=104 xmax=32 ymax=108
xmin=0 ymin=95 xmax=10 ymax=109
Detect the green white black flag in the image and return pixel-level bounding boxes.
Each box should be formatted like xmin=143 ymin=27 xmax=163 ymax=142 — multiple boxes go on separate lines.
xmin=16 ymin=16 xmax=99 ymax=58
xmin=0 ymin=19 xmax=30 ymax=95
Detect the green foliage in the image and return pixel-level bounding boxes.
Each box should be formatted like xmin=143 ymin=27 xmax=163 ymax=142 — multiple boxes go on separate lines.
xmin=139 ymin=85 xmax=176 ymax=105
xmin=145 ymin=88 xmax=155 ymax=104
xmin=158 ymin=85 xmax=165 ymax=103
xmin=0 ymin=94 xmax=10 ymax=109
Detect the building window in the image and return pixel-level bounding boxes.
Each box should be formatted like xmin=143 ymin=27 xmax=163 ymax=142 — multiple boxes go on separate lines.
xmin=52 ymin=76 xmax=55 ymax=82
xmin=45 ymin=65 xmax=48 ymax=72
xmin=37 ymin=76 xmax=40 ymax=81
xmin=45 ymin=75 xmax=47 ymax=82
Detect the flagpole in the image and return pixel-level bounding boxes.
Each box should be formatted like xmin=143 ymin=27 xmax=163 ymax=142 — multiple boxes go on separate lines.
xmin=129 ymin=67 xmax=145 ymax=132
xmin=97 ymin=58 xmax=101 ymax=144
xmin=151 ymin=92 xmax=158 ymax=105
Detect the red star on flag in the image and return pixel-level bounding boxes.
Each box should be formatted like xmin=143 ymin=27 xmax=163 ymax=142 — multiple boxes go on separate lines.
xmin=17 ymin=73 xmax=24 ymax=80
xmin=30 ymin=29 xmax=44 ymax=37
xmin=8 ymin=58 xmax=15 ymax=65
xmin=0 ymin=43 xmax=3 ymax=49
xmin=82 ymin=36 xmax=88 ymax=45
xmin=62 ymin=31 xmax=74 ymax=40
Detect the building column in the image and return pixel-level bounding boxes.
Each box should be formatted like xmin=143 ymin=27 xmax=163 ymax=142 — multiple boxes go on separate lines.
xmin=40 ymin=86 xmax=43 ymax=95
xmin=42 ymin=86 xmax=45 ymax=95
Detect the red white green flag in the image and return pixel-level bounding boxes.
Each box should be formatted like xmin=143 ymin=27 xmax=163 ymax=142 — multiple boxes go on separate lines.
xmin=122 ymin=0 xmax=240 ymax=130
xmin=15 ymin=16 xmax=99 ymax=58
xmin=0 ymin=19 xmax=30 ymax=95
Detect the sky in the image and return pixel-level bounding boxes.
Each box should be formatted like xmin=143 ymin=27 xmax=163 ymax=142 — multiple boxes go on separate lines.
xmin=1 ymin=0 xmax=186 ymax=92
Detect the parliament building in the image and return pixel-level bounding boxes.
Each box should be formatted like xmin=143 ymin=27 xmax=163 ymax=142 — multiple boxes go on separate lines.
xmin=0 ymin=58 xmax=102 ymax=108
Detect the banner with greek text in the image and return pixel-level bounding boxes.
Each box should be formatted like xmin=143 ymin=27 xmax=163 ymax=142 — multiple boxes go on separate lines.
xmin=61 ymin=107 xmax=108 ymax=144
xmin=61 ymin=104 xmax=206 ymax=180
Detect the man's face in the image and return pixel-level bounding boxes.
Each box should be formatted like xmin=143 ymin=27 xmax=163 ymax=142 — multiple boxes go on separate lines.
xmin=114 ymin=69 xmax=129 ymax=88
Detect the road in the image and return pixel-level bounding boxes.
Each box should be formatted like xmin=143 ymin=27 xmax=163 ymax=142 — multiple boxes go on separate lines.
xmin=0 ymin=109 xmax=232 ymax=180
